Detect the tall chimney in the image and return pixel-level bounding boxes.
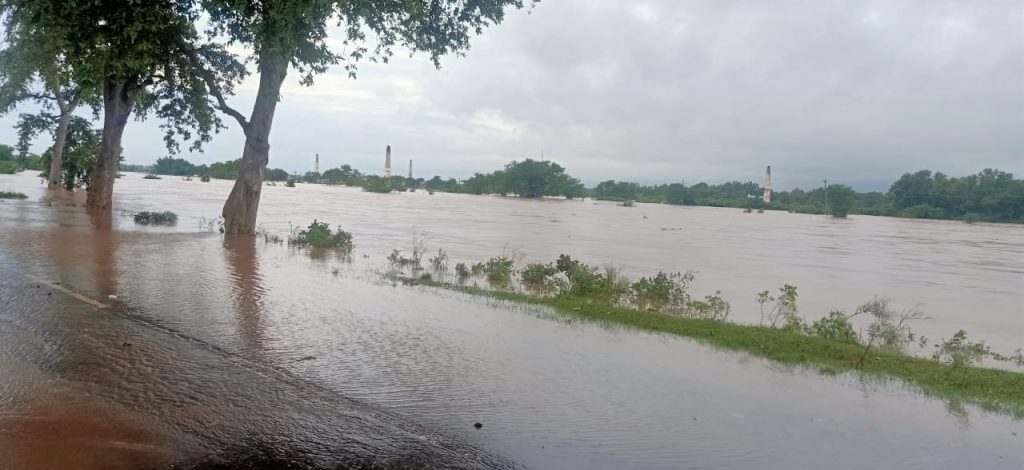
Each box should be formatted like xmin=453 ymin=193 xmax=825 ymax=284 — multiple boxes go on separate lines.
xmin=384 ymin=145 xmax=392 ymax=178
xmin=762 ymin=165 xmax=772 ymax=204
xmin=315 ymin=153 xmax=319 ymax=174
xmin=408 ymin=160 xmax=413 ymax=179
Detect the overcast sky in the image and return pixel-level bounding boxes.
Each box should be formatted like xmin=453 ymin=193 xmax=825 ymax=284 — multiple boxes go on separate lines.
xmin=2 ymin=0 xmax=1022 ymax=191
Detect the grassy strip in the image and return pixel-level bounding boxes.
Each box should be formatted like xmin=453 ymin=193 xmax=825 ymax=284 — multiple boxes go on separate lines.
xmin=421 ymin=279 xmax=1024 ymax=418
xmin=0 ymin=190 xmax=28 ymax=199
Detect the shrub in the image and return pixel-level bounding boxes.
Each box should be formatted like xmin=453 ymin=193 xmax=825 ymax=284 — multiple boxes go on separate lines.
xmin=289 ymin=220 xmax=353 ymax=250
xmin=481 ymin=257 xmax=514 ymax=284
xmin=757 ymin=285 xmax=801 ymax=329
xmin=932 ymin=330 xmax=989 ymax=369
xmin=686 ymin=291 xmax=732 ymax=320
xmin=285 ymin=179 xmax=296 ymax=187
xmin=551 ymin=255 xmax=628 ymax=303
xmin=200 ymin=175 xmax=211 ymax=182
xmin=429 ymin=249 xmax=448 ymax=271
xmin=857 ymin=297 xmax=926 ymax=352
xmin=809 ymin=311 xmax=859 ymax=344
xmin=455 ymin=262 xmax=470 ymax=280
xmin=133 ymin=211 xmax=178 ymax=225
xmin=619 ymin=200 xmax=635 ymax=207
xmin=521 ymin=262 xmax=558 ymax=284
xmin=630 ymin=271 xmax=692 ymax=311
xmin=143 ymin=174 xmax=162 ymax=180
xmin=0 ymin=161 xmax=19 ymax=174
xmin=0 ymin=190 xmax=28 ymax=199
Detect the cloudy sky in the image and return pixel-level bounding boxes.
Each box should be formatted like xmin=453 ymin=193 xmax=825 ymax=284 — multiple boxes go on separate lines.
xmin=2 ymin=0 xmax=1022 ymax=190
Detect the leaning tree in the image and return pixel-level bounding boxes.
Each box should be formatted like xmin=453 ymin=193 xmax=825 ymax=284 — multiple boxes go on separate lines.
xmin=199 ymin=0 xmax=533 ymax=234
xmin=0 ymin=0 xmax=246 ymax=209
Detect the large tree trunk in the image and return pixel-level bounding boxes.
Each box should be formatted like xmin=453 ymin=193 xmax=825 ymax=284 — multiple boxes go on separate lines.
xmin=47 ymin=111 xmax=72 ymax=189
xmin=222 ymin=54 xmax=288 ymax=235
xmin=87 ymin=77 xmax=135 ymax=210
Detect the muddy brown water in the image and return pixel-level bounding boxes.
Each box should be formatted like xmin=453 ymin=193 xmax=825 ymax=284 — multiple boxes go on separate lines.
xmin=1 ymin=172 xmax=1022 ymax=469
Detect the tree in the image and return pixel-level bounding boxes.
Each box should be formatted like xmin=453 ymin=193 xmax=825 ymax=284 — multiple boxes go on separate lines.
xmin=153 ymin=156 xmax=199 ymax=176
xmin=502 ymin=159 xmax=582 ymax=198
xmin=824 ymin=184 xmax=856 ymax=218
xmin=203 ymin=0 xmax=532 ymax=234
xmin=1 ymin=0 xmax=246 ymax=210
xmin=38 ymin=116 xmax=99 ymax=189
xmin=0 ymin=5 xmax=98 ymax=188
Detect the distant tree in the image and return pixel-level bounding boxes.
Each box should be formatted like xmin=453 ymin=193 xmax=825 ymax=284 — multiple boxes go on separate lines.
xmin=265 ymin=168 xmax=289 ymax=182
xmin=824 ymin=184 xmax=856 ymax=218
xmin=207 ymin=160 xmax=241 ymax=180
xmin=153 ymin=157 xmax=199 ymax=176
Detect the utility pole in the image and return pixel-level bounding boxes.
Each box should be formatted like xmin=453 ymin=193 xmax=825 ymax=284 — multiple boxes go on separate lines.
xmin=823 ymin=179 xmax=830 ymax=217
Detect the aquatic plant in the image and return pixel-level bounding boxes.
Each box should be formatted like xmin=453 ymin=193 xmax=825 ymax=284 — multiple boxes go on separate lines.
xmin=133 ymin=211 xmax=178 ymax=225
xmin=0 ymin=190 xmax=28 ymax=199
xmin=288 ymin=220 xmax=353 ymax=250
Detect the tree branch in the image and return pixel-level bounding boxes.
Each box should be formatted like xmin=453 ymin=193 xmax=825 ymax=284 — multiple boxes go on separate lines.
xmin=182 ymin=46 xmax=250 ymax=133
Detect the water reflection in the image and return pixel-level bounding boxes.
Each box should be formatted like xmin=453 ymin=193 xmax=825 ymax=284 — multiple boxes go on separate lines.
xmin=224 ymin=236 xmax=267 ymax=356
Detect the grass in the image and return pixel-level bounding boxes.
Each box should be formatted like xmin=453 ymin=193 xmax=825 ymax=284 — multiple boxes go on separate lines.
xmin=418 ymin=278 xmax=1024 ymax=418
xmin=0 ymin=190 xmax=28 ymax=199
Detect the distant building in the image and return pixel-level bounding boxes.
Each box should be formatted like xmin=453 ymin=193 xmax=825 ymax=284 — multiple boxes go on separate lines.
xmin=385 ymin=145 xmax=392 ymax=178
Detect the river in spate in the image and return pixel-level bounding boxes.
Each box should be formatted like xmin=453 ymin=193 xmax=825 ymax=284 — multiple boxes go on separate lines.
xmin=1 ymin=171 xmax=1022 ymax=469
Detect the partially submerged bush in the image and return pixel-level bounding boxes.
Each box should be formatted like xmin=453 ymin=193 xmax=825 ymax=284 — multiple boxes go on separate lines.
xmin=932 ymin=330 xmax=989 ymax=369
xmin=0 ymin=190 xmax=28 ymax=199
xmin=757 ymin=285 xmax=801 ymax=329
xmin=285 ymin=179 xmax=296 ymax=187
xmin=134 ymin=211 xmax=178 ymax=225
xmin=288 ymin=220 xmax=353 ymax=250
xmin=808 ymin=310 xmax=858 ymax=344
xmin=455 ymin=262 xmax=470 ymax=280
xmin=480 ymin=256 xmax=514 ymax=284
xmin=857 ymin=297 xmax=926 ymax=352
xmin=429 ymin=248 xmax=448 ymax=271
xmin=521 ymin=262 xmax=558 ymax=284
xmin=630 ymin=271 xmax=692 ymax=311
xmin=200 ymin=175 xmax=211 ymax=182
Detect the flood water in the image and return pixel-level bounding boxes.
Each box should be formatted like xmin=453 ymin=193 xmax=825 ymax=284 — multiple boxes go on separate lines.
xmin=1 ymin=171 xmax=1022 ymax=469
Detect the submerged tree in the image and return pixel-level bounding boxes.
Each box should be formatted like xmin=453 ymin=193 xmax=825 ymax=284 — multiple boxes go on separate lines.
xmin=201 ymin=0 xmax=532 ymax=234
xmin=0 ymin=0 xmax=246 ymax=209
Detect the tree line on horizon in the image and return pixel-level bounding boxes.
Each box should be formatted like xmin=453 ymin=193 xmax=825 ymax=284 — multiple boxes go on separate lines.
xmin=92 ymin=150 xmax=1024 ymax=224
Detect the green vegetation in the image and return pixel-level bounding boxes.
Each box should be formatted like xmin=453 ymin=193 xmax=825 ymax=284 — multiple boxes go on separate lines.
xmin=0 ymin=159 xmax=17 ymax=174
xmin=0 ymin=190 xmax=28 ymax=199
xmin=416 ymin=253 xmax=1024 ymax=417
xmin=133 ymin=211 xmax=178 ymax=225
xmin=288 ymin=220 xmax=353 ymax=250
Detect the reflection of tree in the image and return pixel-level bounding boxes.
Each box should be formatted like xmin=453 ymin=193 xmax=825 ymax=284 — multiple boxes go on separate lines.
xmin=944 ymin=400 xmax=971 ymax=430
xmin=87 ymin=209 xmax=117 ymax=297
xmin=223 ymin=236 xmax=266 ymax=356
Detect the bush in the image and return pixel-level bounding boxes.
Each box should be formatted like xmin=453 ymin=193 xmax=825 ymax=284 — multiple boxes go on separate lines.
xmin=200 ymin=175 xmax=211 ymax=182
xmin=932 ymin=330 xmax=989 ymax=369
xmin=858 ymin=297 xmax=926 ymax=352
xmin=552 ymin=255 xmax=628 ymax=303
xmin=133 ymin=211 xmax=178 ymax=225
xmin=630 ymin=271 xmax=692 ymax=311
xmin=809 ymin=311 xmax=859 ymax=344
xmin=289 ymin=220 xmax=354 ymax=250
xmin=0 ymin=190 xmax=28 ymax=199
xmin=481 ymin=257 xmax=514 ymax=284
xmin=521 ymin=262 xmax=558 ymax=284
xmin=285 ymin=179 xmax=296 ymax=187
xmin=757 ymin=285 xmax=801 ymax=328
xmin=455 ymin=262 xmax=470 ymax=280
xmin=0 ymin=160 xmax=19 ymax=174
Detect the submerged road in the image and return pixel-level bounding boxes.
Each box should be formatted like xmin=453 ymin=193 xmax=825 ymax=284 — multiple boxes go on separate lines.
xmin=0 ymin=255 xmax=513 ymax=469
